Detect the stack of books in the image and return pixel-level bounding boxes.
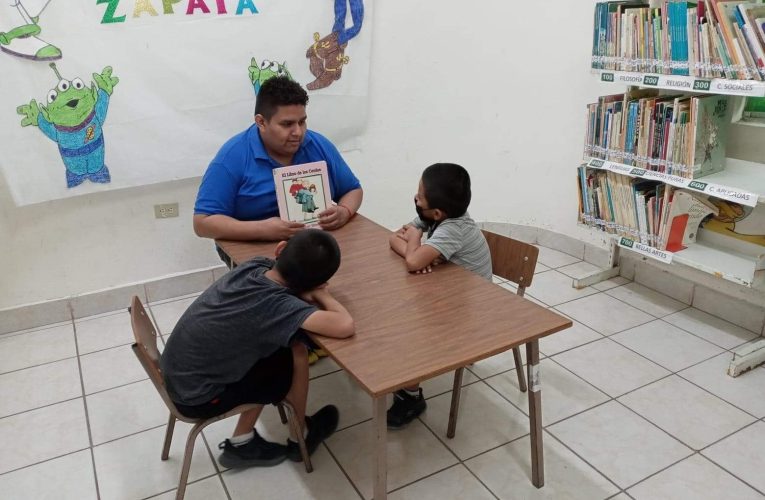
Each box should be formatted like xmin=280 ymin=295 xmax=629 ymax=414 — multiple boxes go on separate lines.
xmin=583 ymin=89 xmax=731 ymax=178
xmin=592 ymin=0 xmax=765 ymax=80
xmin=578 ymin=167 xmax=719 ymax=251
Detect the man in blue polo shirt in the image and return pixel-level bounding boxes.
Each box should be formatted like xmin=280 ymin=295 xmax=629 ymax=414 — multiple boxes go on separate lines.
xmin=193 ymin=76 xmax=363 ymax=244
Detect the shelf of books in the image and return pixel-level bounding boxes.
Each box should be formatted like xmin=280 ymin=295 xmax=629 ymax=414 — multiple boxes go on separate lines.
xmin=580 ymin=0 xmax=765 ymax=288
xmin=592 ymin=1 xmax=765 ymax=84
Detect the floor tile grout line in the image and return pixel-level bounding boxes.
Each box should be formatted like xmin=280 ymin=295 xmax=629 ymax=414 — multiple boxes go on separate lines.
xmin=386 ymin=462 xmax=497 ymax=499
xmin=71 ymin=316 xmax=103 ymax=500
xmin=91 ymin=422 xmax=167 ymax=449
xmin=542 ymin=426 xmax=625 ymax=495
xmin=673 ymin=365 xmax=764 ymax=421
xmin=601 ymin=285 xmax=692 ymax=320
xmin=139 ymin=472 xmax=222 ymax=500
xmin=0 ymin=320 xmax=75 ymax=339
xmin=697 ymin=441 xmax=765 ymax=497
xmin=697 ymin=418 xmax=763 ymax=454
xmin=618 ymin=451 xmax=705 ymax=494
xmin=459 ymin=462 xmax=502 ymax=500
xmin=0 ymin=394 xmax=85 ymax=422
xmin=0 ymin=445 xmax=92 ymax=478
xmin=607 ymin=330 xmax=725 ymax=374
xmin=0 ymin=355 xmax=80 ymax=377
xmin=658 ymin=318 xmax=760 ymax=351
xmin=85 ymin=376 xmax=150 ymax=399
xmin=320 ymin=441 xmax=366 ymax=500
xmin=199 ymin=431 xmax=234 ymax=500
xmin=613 ymin=398 xmax=698 ymax=454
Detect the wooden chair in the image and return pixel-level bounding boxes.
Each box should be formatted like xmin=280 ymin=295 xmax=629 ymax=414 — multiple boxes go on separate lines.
xmin=128 ymin=296 xmax=311 ymax=500
xmin=446 ymin=230 xmax=539 ymax=438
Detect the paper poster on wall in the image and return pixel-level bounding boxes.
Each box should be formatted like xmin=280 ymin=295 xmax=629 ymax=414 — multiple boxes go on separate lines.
xmin=0 ymin=0 xmax=371 ymax=206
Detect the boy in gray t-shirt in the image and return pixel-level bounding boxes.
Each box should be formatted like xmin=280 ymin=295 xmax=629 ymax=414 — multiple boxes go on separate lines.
xmin=161 ymin=230 xmax=354 ymax=469
xmin=387 ymin=163 xmax=491 ymax=429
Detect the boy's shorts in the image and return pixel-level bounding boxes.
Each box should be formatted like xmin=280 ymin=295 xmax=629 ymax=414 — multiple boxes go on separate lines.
xmin=175 ymin=346 xmax=293 ymax=419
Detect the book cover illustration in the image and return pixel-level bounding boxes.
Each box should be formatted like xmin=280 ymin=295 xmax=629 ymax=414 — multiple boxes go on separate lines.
xmin=661 ymin=190 xmax=719 ymax=252
xmin=691 ymin=95 xmax=730 ymax=178
xmin=272 ymin=161 xmax=332 ymax=227
xmin=703 ymin=199 xmax=765 ymax=248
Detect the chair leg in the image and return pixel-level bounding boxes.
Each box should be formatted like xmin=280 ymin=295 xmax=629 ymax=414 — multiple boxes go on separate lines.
xmin=176 ymin=423 xmax=204 ymax=500
xmin=162 ymin=413 xmax=176 ymax=460
xmin=513 ymin=347 xmax=528 ymax=393
xmin=284 ymin=402 xmax=313 ymax=473
xmin=446 ymin=368 xmax=464 ymax=438
xmin=277 ymin=403 xmax=288 ymax=424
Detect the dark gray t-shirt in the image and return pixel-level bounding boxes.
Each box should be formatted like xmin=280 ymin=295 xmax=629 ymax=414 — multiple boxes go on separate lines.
xmin=160 ymin=257 xmax=317 ymax=406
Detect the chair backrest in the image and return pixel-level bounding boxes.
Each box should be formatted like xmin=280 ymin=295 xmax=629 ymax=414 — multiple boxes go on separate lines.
xmin=481 ymin=230 xmax=539 ymax=296
xmin=129 ymin=296 xmax=192 ymax=421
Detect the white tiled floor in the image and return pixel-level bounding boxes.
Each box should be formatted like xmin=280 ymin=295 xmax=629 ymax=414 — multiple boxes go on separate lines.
xmin=1 ymin=247 xmax=764 ymax=499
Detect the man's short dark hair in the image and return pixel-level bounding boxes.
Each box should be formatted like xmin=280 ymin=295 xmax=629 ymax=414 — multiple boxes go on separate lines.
xmin=421 ymin=163 xmax=472 ymax=218
xmin=254 ymin=76 xmax=309 ymax=120
xmin=276 ymin=230 xmax=341 ymax=292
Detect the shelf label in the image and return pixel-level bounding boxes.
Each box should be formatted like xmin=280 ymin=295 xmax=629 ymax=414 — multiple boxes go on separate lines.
xmin=693 ymin=183 xmax=758 ymax=207
xmin=643 ymin=75 xmax=659 ymax=86
xmin=591 ymin=69 xmax=765 ymax=97
xmin=585 ymin=158 xmax=759 ymax=207
xmin=619 ymin=237 xmax=673 ymax=264
xmin=693 ymin=80 xmax=711 ymax=91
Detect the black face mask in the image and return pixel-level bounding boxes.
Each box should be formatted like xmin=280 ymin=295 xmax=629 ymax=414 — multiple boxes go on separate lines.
xmin=415 ymin=197 xmax=436 ymax=225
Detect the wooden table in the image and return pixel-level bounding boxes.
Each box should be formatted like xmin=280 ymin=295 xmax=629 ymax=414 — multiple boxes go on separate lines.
xmin=218 ymin=214 xmax=572 ymax=499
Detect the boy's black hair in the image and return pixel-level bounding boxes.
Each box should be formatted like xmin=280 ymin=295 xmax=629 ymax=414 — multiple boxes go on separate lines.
xmin=276 ymin=230 xmax=341 ymax=292
xmin=421 ymin=163 xmax=472 ymax=218
xmin=254 ymin=76 xmax=309 ymax=120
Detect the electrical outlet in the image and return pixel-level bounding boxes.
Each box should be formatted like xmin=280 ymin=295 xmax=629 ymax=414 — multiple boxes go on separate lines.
xmin=154 ymin=203 xmax=179 ymax=219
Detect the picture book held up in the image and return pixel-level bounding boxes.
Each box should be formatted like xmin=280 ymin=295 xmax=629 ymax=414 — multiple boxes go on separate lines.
xmin=273 ymin=161 xmax=332 ymax=227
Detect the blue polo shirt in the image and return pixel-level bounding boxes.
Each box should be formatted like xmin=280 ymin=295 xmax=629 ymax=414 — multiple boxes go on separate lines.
xmin=194 ymin=125 xmax=361 ymax=220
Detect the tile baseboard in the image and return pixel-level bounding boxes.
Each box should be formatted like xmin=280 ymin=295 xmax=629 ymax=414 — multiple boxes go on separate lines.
xmin=0 ymin=265 xmax=227 ymax=335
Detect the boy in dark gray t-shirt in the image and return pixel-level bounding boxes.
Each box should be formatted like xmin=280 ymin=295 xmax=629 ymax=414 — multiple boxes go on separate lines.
xmin=161 ymin=230 xmax=354 ymax=469
xmin=387 ymin=163 xmax=491 ymax=429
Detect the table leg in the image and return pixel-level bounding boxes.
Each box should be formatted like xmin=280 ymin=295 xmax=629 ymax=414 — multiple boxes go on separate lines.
xmin=373 ymin=395 xmax=387 ymax=499
xmin=526 ymin=340 xmax=544 ymax=487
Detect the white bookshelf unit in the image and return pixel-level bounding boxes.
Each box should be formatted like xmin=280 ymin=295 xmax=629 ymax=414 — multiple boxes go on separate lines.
xmin=579 ymin=88 xmax=765 ymax=289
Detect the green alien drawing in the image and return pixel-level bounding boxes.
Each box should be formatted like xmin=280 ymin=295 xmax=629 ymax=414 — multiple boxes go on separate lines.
xmin=249 ymin=57 xmax=292 ymax=94
xmin=17 ymin=63 xmax=119 ymax=188
xmin=0 ymin=0 xmax=61 ymax=61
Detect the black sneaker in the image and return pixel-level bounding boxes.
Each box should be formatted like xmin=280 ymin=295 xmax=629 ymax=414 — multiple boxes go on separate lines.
xmin=218 ymin=429 xmax=288 ymax=469
xmin=387 ymin=388 xmax=426 ymax=429
xmin=286 ymin=405 xmax=339 ymax=462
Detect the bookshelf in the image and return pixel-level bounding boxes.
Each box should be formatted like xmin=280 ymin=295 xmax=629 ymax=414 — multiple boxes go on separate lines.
xmin=580 ymin=1 xmax=765 ymax=289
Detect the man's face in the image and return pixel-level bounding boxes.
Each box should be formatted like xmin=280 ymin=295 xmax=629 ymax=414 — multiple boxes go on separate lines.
xmin=256 ymin=104 xmax=307 ymax=161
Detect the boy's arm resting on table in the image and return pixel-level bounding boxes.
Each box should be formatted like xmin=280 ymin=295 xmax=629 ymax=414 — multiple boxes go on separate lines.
xmin=299 ymin=287 xmax=355 ymax=338
xmin=193 ymin=213 xmax=304 ymax=241
xmin=388 ymin=226 xmax=441 ymax=273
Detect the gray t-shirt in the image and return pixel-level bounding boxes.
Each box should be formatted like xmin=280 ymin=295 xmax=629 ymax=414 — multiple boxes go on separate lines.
xmin=160 ymin=257 xmax=317 ymax=406
xmin=412 ymin=212 xmax=492 ymax=281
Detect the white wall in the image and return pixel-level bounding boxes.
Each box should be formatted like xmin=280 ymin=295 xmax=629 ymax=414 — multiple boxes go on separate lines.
xmin=0 ymin=0 xmax=609 ymax=310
